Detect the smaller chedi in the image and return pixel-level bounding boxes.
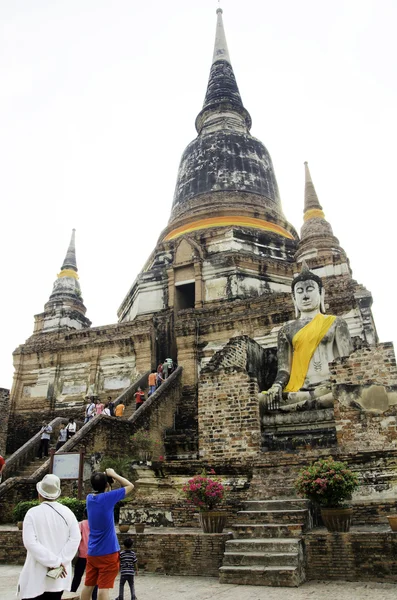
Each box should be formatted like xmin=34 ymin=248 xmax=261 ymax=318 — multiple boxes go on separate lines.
xmin=263 ymin=262 xmax=352 ymax=411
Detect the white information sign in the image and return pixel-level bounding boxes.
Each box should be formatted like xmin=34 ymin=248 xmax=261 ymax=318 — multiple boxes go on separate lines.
xmin=52 ymin=453 xmax=81 ymax=480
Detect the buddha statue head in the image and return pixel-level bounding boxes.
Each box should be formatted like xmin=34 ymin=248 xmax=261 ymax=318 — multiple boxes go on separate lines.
xmin=291 ymin=262 xmax=325 ymax=317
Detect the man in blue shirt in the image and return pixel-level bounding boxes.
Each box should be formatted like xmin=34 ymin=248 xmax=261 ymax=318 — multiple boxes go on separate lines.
xmin=80 ymin=468 xmax=134 ymax=600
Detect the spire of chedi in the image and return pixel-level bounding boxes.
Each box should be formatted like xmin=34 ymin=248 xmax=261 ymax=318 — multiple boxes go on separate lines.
xmin=33 ymin=229 xmax=91 ymax=333
xmin=296 ymin=163 xmax=349 ymax=270
xmin=195 ymin=8 xmax=252 ymax=135
xmin=164 ymin=9 xmax=297 ymax=243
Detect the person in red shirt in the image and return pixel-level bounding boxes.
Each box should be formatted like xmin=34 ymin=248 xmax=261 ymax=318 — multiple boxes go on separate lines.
xmin=0 ymin=455 xmax=5 ymax=483
xmin=134 ymin=387 xmax=145 ymax=411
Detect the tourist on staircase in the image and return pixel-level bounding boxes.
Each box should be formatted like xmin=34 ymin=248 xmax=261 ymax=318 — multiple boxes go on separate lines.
xmin=96 ymin=398 xmax=105 ymax=415
xmin=148 ymin=370 xmax=157 ymax=396
xmin=114 ymin=401 xmax=125 ymax=417
xmin=84 ymin=398 xmax=96 ymax=424
xmin=65 ymin=417 xmax=77 ymax=439
xmin=0 ymin=453 xmax=6 ymax=483
xmin=107 ymin=396 xmax=115 ymax=416
xmin=134 ymin=387 xmax=145 ymax=411
xmin=37 ymin=420 xmax=52 ymax=459
xmin=156 ymin=369 xmax=164 ymax=389
xmin=55 ymin=423 xmax=67 ymax=451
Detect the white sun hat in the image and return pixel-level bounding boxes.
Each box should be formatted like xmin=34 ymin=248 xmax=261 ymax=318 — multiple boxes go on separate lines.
xmin=36 ymin=474 xmax=61 ymax=500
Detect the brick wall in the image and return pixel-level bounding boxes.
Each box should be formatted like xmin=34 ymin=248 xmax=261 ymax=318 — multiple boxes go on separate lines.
xmin=327 ymin=343 xmax=397 ymax=452
xmin=198 ymin=337 xmax=262 ymax=462
xmin=334 ymin=402 xmax=397 ymax=451
xmin=330 ymin=342 xmax=397 ymax=386
xmin=0 ymin=528 xmax=232 ymax=576
xmin=305 ymin=531 xmax=397 ymax=582
xmin=0 ymin=388 xmax=10 ymax=453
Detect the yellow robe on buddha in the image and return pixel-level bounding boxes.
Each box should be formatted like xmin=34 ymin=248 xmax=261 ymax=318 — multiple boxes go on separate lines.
xmin=284 ymin=313 xmax=336 ymax=393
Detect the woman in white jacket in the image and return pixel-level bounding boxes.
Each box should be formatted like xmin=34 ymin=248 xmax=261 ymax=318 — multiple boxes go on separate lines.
xmin=18 ymin=474 xmax=81 ymax=600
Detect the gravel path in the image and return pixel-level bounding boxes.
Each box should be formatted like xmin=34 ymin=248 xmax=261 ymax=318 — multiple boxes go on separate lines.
xmin=2 ymin=565 xmax=397 ymax=600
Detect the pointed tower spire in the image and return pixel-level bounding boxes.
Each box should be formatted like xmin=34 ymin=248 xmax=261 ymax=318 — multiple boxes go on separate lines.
xmin=304 ymin=162 xmax=325 ymax=217
xmin=301 ymin=162 xmax=332 ymax=236
xmin=33 ymin=230 xmax=91 ymax=333
xmin=61 ymin=228 xmax=77 ymax=272
xmin=195 ymin=8 xmax=251 ymax=134
xmin=212 ymin=8 xmax=231 ymax=64
xmin=296 ymin=162 xmax=349 ymax=270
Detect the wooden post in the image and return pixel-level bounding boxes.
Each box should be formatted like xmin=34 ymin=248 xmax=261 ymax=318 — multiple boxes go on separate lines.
xmin=49 ymin=449 xmax=55 ymax=474
xmin=77 ymin=450 xmax=84 ymax=500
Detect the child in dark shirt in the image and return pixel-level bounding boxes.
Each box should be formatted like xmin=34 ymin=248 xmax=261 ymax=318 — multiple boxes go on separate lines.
xmin=116 ymin=537 xmax=138 ymax=600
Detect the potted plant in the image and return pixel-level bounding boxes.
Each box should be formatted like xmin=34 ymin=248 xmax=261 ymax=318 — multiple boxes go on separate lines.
xmin=295 ymin=457 xmax=359 ymax=532
xmin=182 ymin=470 xmax=226 ymax=533
xmin=130 ymin=430 xmax=160 ymax=463
xmin=134 ymin=521 xmax=145 ymax=534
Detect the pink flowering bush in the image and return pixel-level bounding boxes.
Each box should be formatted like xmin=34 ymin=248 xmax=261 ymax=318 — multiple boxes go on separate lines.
xmin=295 ymin=457 xmax=359 ymax=507
xmin=183 ymin=471 xmax=225 ymax=511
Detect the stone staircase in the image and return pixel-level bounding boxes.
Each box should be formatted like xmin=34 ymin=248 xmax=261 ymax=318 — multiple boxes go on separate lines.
xmin=16 ymin=457 xmax=48 ymax=478
xmin=219 ymin=498 xmax=310 ymax=587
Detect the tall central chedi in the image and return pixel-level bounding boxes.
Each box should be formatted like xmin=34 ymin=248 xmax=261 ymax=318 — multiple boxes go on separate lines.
xmin=118 ymin=9 xmax=299 ymax=322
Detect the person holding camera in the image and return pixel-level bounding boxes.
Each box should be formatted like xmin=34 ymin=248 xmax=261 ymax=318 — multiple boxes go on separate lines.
xmin=80 ymin=468 xmax=134 ymax=600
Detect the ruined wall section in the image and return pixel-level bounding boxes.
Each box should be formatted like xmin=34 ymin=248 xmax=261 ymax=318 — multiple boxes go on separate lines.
xmin=198 ymin=336 xmax=262 ymax=462
xmin=329 ymin=343 xmax=397 ymax=452
xmin=0 ymin=388 xmax=10 ymax=453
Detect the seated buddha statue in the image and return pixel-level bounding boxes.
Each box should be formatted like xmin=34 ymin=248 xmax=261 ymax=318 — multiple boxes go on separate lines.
xmin=262 ymin=263 xmax=352 ymax=412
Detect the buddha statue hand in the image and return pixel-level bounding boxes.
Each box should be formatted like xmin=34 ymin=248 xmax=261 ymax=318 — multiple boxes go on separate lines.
xmin=261 ymin=383 xmax=283 ymax=412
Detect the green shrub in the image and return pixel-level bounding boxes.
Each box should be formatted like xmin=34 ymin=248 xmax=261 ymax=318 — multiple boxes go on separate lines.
xmin=13 ymin=500 xmax=39 ymax=522
xmin=99 ymin=456 xmax=135 ymax=479
xmin=58 ymin=497 xmax=86 ymax=520
xmin=13 ymin=497 xmax=86 ymax=522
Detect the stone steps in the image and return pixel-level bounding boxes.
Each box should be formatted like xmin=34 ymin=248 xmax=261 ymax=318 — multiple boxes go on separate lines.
xmin=219 ymin=565 xmax=303 ymax=587
xmin=233 ymin=523 xmax=304 ymax=538
xmin=244 ymin=499 xmax=308 ymax=510
xmin=219 ymin=497 xmax=308 ymax=587
xmin=224 ymin=550 xmax=299 ymax=567
xmin=236 ymin=509 xmax=309 ymax=524
xmin=17 ymin=457 xmax=48 ymax=477
xmin=226 ymin=538 xmax=301 ymax=553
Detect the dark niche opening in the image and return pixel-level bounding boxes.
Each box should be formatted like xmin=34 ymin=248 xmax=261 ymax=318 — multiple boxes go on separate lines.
xmin=175 ymin=282 xmax=195 ymax=310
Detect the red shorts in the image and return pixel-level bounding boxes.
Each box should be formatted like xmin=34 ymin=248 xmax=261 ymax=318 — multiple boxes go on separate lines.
xmin=85 ymin=552 xmax=120 ymax=589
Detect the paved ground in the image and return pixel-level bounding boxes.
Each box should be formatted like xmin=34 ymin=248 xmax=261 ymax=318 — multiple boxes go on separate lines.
xmin=2 ymin=565 xmax=397 ymax=600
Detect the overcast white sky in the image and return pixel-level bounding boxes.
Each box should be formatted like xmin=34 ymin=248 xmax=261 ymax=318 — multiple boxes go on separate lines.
xmin=1 ymin=0 xmax=396 ymax=388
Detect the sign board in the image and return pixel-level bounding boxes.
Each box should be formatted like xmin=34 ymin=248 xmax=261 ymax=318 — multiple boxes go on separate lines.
xmin=52 ymin=452 xmax=81 ymax=480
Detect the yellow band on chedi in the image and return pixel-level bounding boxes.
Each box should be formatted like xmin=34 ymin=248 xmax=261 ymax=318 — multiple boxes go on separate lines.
xmin=164 ymin=216 xmax=294 ymax=241
xmin=304 ymin=208 xmax=325 ymax=222
xmin=57 ymin=269 xmax=79 ymax=280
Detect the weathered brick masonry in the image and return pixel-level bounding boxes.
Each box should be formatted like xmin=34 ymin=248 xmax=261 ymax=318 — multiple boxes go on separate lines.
xmin=0 ymin=388 xmax=10 ymax=453
xmin=329 ymin=343 xmax=397 ymax=451
xmin=330 ymin=342 xmax=397 ymax=386
xmin=198 ymin=337 xmax=263 ymax=461
xmin=305 ymin=530 xmax=397 ymax=582
xmin=0 ymin=528 xmax=232 ymax=576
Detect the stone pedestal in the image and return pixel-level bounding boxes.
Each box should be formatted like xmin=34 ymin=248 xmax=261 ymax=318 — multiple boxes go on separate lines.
xmin=262 ymin=408 xmax=336 ymax=451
